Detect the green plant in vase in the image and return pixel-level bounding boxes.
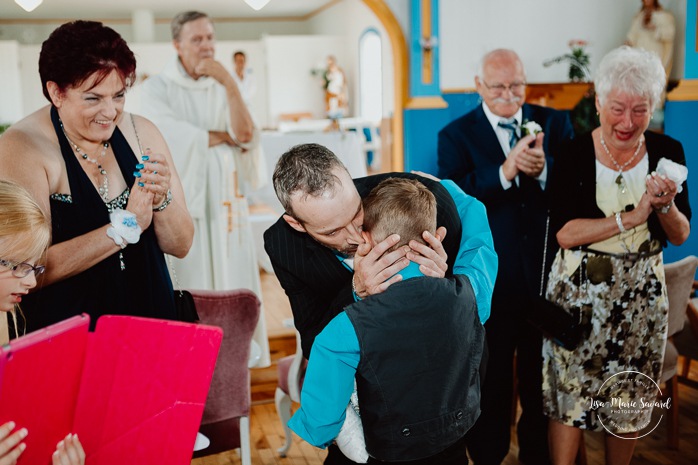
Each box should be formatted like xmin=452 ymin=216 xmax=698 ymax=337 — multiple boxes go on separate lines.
xmin=568 ymin=40 xmax=590 ymax=82
xmin=543 ymin=39 xmax=591 ymax=82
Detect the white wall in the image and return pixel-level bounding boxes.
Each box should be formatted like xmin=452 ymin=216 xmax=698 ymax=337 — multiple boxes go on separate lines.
xmin=0 ymin=42 xmax=23 ymax=124
xmin=18 ymin=45 xmax=44 ymax=117
xmin=0 ymin=20 xmax=311 ymax=44
xmin=385 ymin=0 xmax=410 ymax=42
xmin=308 ymin=0 xmax=395 ymax=118
xmin=263 ymin=35 xmax=349 ymax=123
xmin=439 ymin=0 xmax=686 ymax=89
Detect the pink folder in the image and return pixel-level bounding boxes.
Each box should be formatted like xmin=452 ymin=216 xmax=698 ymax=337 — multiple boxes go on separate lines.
xmin=0 ymin=314 xmax=223 ymax=465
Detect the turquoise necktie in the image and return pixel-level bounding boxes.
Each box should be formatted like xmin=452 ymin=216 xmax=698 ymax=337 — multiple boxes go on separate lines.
xmin=498 ymin=120 xmax=519 ymax=149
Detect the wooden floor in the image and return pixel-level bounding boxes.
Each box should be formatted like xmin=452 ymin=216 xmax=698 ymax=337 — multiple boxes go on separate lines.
xmin=193 ymin=372 xmax=698 ymax=465
xmin=193 ymin=270 xmax=698 ymax=465
xmin=259 ymin=270 xmax=295 ymax=340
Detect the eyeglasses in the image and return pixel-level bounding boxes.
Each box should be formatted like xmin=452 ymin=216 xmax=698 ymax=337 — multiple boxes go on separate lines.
xmin=482 ymin=81 xmax=526 ymax=94
xmin=0 ymin=258 xmax=46 ymax=278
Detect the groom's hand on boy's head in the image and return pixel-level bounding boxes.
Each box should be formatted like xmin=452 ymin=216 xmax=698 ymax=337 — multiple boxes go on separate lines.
xmin=353 ymin=234 xmax=408 ymax=298
xmin=406 ymin=226 xmax=448 ymax=278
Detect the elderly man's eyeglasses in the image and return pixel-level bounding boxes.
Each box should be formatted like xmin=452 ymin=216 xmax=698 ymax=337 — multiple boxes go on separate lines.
xmin=0 ymin=258 xmax=46 ymax=278
xmin=482 ymin=81 xmax=526 ymax=94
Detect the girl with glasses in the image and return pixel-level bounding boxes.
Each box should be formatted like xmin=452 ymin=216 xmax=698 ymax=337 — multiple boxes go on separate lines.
xmin=0 ymin=179 xmax=85 ymax=465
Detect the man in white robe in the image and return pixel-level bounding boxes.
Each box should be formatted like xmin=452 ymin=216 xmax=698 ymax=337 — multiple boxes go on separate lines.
xmin=140 ymin=10 xmax=270 ymax=367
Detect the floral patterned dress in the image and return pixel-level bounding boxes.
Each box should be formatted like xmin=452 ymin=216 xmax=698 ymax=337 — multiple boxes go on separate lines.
xmin=542 ymin=155 xmax=669 ymax=432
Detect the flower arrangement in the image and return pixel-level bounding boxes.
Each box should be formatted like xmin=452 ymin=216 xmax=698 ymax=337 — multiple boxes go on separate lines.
xmin=543 ymin=39 xmax=591 ymax=82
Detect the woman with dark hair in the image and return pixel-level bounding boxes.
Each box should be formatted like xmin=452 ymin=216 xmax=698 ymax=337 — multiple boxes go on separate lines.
xmin=543 ymin=46 xmax=690 ymax=465
xmin=0 ymin=21 xmax=193 ymax=331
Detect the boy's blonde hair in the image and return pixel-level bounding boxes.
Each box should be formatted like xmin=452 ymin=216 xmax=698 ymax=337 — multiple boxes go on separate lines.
xmin=362 ymin=178 xmax=436 ymax=250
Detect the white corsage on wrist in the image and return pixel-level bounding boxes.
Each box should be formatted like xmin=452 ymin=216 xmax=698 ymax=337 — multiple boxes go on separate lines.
xmin=106 ymin=209 xmax=142 ymax=249
xmin=521 ymin=120 xmax=543 ymax=136
xmin=656 ymin=157 xmax=688 ymax=193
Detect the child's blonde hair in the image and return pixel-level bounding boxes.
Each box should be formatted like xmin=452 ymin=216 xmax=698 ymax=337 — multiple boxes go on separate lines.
xmin=362 ymin=178 xmax=436 ymax=251
xmin=0 ymin=180 xmax=51 ymax=335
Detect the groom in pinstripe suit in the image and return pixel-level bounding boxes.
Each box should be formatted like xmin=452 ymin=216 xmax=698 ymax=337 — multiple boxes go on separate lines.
xmin=264 ymin=143 xmax=460 ymax=357
xmin=264 ymin=143 xmax=487 ymax=465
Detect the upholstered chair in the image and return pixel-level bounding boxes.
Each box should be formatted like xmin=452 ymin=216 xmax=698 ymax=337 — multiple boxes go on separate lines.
xmin=191 ymin=289 xmax=261 ymax=465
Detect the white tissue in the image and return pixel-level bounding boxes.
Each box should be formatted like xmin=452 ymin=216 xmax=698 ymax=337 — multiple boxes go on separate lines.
xmin=335 ymin=390 xmax=369 ymax=463
xmin=656 ymin=157 xmax=688 ymax=193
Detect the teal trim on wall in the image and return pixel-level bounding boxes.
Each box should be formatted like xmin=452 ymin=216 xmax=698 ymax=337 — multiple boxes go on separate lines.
xmin=403 ymin=91 xmax=479 ymax=174
xmin=403 ymin=107 xmax=451 ymax=174
xmin=409 ymin=0 xmax=440 ymax=97
xmin=663 ymin=100 xmax=698 ymax=263
xmin=442 ymin=92 xmax=481 ymax=121
xmin=686 ymin=0 xmax=698 ymax=79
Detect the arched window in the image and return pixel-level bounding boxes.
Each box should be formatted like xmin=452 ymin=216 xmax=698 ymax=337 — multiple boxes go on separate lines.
xmin=359 ymin=28 xmax=383 ymax=124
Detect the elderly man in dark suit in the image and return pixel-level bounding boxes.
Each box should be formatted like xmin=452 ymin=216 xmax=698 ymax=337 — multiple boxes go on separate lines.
xmin=265 ymin=143 xmax=497 ymax=465
xmin=438 ymin=49 xmax=574 ymax=465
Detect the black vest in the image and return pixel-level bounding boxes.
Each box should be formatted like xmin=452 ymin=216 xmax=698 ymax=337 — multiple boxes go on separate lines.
xmin=344 ymin=275 xmax=484 ymax=462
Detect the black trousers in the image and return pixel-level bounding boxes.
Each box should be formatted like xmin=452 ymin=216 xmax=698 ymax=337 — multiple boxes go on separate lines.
xmin=465 ymin=293 xmax=550 ymax=465
xmin=324 ymin=436 xmax=469 ymax=465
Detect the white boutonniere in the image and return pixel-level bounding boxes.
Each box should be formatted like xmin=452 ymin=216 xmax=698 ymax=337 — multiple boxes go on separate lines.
xmin=521 ymin=120 xmax=543 ymax=136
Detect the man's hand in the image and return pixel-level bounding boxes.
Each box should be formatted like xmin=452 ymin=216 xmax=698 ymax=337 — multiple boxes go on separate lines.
xmin=516 ymin=132 xmax=546 ymax=178
xmin=352 ymin=234 xmax=409 ymax=298
xmin=407 ymin=226 xmax=448 ymax=278
xmin=502 ymin=134 xmax=535 ymax=181
xmin=194 ymin=58 xmax=234 ymax=86
xmin=196 ymin=58 xmax=254 ymax=144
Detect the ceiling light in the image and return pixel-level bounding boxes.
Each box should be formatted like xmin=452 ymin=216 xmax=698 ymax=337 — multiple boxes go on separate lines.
xmin=14 ymin=0 xmax=43 ymax=12
xmin=244 ymin=0 xmax=271 ymax=11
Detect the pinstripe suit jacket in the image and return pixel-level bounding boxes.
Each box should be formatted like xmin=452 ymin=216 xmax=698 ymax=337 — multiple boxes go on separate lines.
xmin=264 ymin=172 xmax=462 ymax=357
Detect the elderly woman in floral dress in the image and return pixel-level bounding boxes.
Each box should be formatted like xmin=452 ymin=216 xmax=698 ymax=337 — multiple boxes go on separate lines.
xmin=543 ymin=46 xmax=690 ymax=465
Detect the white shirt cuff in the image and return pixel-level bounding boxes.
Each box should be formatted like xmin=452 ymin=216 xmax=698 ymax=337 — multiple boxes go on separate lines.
xmin=499 ymin=165 xmax=513 ymax=190
xmin=536 ymin=161 xmax=548 ymax=189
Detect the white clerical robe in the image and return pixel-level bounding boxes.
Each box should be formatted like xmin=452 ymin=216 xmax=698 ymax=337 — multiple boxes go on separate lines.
xmin=231 ymin=68 xmax=257 ymax=109
xmin=140 ymin=57 xmax=270 ymax=367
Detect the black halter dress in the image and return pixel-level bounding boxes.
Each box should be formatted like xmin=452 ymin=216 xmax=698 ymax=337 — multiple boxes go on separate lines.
xmin=22 ymin=107 xmax=176 ymax=331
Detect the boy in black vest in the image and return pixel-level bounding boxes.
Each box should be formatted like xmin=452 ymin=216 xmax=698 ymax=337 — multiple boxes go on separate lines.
xmin=289 ymin=178 xmax=494 ymax=464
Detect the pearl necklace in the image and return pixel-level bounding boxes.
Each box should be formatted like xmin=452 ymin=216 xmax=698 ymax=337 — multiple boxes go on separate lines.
xmin=60 ymin=123 xmax=110 ymax=201
xmin=599 ymin=134 xmax=644 ymax=194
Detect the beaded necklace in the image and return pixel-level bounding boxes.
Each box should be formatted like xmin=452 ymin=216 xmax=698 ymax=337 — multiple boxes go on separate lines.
xmin=60 ymin=122 xmax=110 ymax=201
xmin=599 ymin=134 xmax=644 ymax=194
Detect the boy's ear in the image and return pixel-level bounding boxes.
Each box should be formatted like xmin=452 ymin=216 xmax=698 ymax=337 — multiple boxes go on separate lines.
xmin=283 ymin=214 xmax=306 ymax=233
xmin=361 ymin=230 xmax=372 ymax=245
